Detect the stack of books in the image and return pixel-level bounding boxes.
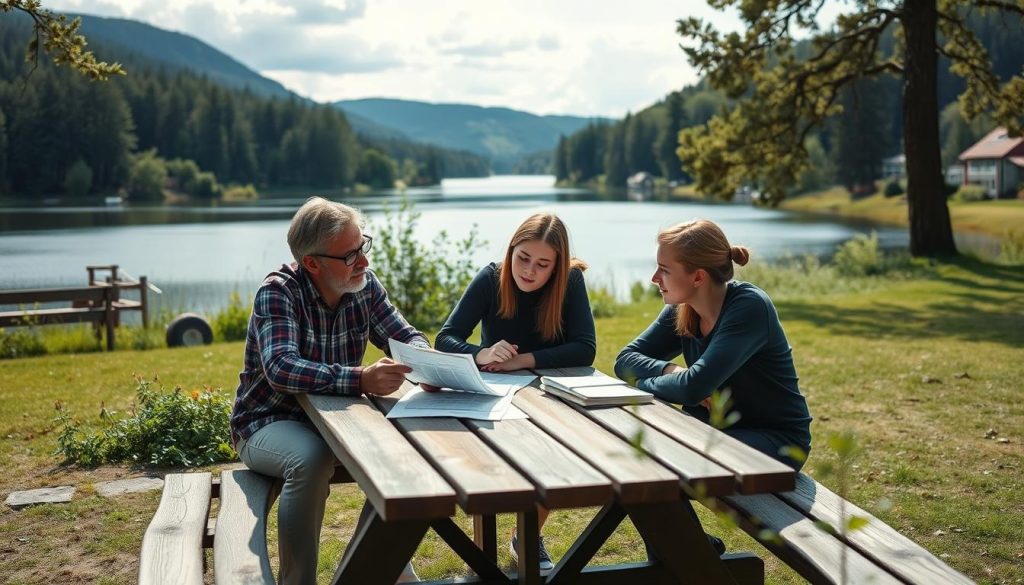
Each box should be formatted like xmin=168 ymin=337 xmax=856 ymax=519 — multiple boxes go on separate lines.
xmin=539 ymin=373 xmax=653 ymax=407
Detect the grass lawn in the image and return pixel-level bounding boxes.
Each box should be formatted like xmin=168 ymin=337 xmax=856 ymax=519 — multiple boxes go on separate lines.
xmin=1 ymin=257 xmax=1022 ymax=584
xmin=781 ymin=186 xmax=1024 ymax=244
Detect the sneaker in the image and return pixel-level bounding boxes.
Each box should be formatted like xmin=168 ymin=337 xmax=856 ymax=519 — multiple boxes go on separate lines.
xmin=509 ymin=534 xmax=555 ymax=572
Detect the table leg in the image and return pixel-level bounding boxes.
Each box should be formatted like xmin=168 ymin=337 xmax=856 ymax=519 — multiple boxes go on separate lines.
xmin=625 ymin=500 xmax=739 ymax=585
xmin=516 ymin=507 xmax=541 ymax=585
xmin=473 ymin=513 xmax=498 ymax=562
xmin=432 ymin=517 xmax=506 ymax=579
xmin=331 ymin=501 xmax=429 ymax=585
xmin=546 ymin=503 xmax=626 ymax=585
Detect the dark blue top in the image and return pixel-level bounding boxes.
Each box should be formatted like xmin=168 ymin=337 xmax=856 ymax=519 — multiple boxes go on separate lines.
xmin=614 ymin=281 xmax=811 ymax=445
xmin=435 ymin=263 xmax=597 ymax=369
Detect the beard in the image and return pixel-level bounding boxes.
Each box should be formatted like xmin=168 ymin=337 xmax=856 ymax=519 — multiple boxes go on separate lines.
xmin=339 ymin=272 xmax=368 ymax=296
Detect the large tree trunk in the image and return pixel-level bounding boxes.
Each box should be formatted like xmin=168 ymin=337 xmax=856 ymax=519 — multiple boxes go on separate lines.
xmin=902 ymin=0 xmax=958 ymax=256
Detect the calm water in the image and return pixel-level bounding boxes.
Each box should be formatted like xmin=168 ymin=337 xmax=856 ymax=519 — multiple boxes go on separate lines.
xmin=0 ymin=176 xmax=909 ymax=314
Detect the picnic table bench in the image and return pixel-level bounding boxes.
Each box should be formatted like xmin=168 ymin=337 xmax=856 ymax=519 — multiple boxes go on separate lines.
xmin=140 ymin=367 xmax=972 ymax=584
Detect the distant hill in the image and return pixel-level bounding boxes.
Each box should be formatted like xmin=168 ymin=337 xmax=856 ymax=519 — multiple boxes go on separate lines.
xmin=71 ymin=14 xmax=295 ymax=99
xmin=333 ymin=98 xmax=608 ymax=172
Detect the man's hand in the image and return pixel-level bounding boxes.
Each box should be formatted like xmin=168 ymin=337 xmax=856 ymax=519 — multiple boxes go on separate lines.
xmin=475 ymin=340 xmax=518 ymax=365
xmin=360 ymin=358 xmax=412 ymax=396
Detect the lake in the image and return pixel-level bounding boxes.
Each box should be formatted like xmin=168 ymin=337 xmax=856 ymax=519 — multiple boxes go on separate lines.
xmin=0 ymin=175 xmax=909 ymax=315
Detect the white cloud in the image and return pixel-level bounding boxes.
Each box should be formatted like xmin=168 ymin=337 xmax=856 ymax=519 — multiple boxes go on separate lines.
xmin=46 ymin=0 xmax=759 ymax=117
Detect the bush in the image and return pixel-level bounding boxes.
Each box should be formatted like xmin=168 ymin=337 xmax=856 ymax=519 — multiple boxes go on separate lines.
xmin=64 ymin=159 xmax=93 ymax=198
xmin=832 ymin=232 xmax=883 ymax=277
xmin=0 ymin=327 xmax=47 ymax=359
xmin=370 ymin=198 xmax=484 ymax=330
xmin=55 ymin=375 xmax=235 ymax=467
xmin=190 ymin=171 xmax=222 ymax=199
xmin=629 ymin=281 xmax=659 ymax=303
xmin=999 ymin=230 xmax=1024 ymax=265
xmin=127 ymin=150 xmax=167 ymax=201
xmin=165 ymin=158 xmax=200 ymax=192
xmin=952 ymin=184 xmax=987 ymax=202
xmin=222 ymin=184 xmax=259 ymax=201
xmin=212 ymin=291 xmax=251 ymax=342
xmin=883 ymin=180 xmax=904 ymax=197
xmin=588 ymin=283 xmax=623 ymax=318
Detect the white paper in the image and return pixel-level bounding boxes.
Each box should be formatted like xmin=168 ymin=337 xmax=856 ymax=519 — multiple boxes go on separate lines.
xmin=386 ymin=385 xmax=528 ymax=420
xmin=388 ymin=338 xmax=498 ymax=395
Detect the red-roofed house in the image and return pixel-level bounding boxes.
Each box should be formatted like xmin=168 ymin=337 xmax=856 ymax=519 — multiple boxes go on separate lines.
xmin=957 ymin=128 xmax=1024 ymax=198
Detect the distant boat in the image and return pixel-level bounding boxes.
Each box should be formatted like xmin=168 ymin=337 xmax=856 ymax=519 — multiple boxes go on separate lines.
xmin=104 ymin=196 xmax=124 ymax=206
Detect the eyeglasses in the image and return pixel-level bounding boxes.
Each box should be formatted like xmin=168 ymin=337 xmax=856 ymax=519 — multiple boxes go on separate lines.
xmin=311 ymin=235 xmax=372 ymax=266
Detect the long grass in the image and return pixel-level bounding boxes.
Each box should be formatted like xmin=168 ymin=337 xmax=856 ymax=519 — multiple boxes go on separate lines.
xmin=0 ymin=257 xmax=1022 ymax=583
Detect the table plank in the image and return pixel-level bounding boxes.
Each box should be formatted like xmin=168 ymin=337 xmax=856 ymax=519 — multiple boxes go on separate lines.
xmin=576 ymin=405 xmax=736 ymax=497
xmin=138 ymin=473 xmax=210 ymax=585
xmin=372 ymin=384 xmax=536 ymax=515
xmin=298 ymin=393 xmax=455 ymax=521
xmin=513 ymin=386 xmax=680 ymax=504
xmin=628 ymin=401 xmax=795 ymax=493
xmin=467 ymin=418 xmax=615 ymax=509
xmin=778 ymin=473 xmax=974 ymax=585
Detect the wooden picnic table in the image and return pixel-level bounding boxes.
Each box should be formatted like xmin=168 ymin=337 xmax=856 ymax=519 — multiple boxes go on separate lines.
xmin=296 ymin=366 xmax=795 ymax=585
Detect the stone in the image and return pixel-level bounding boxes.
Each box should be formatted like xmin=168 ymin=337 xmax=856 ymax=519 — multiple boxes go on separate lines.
xmin=5 ymin=486 xmax=75 ymax=510
xmin=95 ymin=477 xmax=164 ymax=498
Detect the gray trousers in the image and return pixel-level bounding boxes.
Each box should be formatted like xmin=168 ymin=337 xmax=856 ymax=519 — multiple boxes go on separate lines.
xmin=238 ymin=419 xmax=336 ymax=585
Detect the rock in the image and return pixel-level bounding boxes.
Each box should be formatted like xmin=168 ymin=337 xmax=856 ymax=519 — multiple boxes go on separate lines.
xmin=95 ymin=477 xmax=164 ymax=498
xmin=933 ymin=529 xmax=946 ymax=536
xmin=953 ymin=372 xmax=970 ymax=379
xmin=921 ymin=375 xmax=942 ymax=384
xmin=985 ymin=428 xmax=999 ymax=439
xmin=5 ymin=486 xmax=75 ymax=510
xmin=997 ymin=438 xmax=1010 ymax=444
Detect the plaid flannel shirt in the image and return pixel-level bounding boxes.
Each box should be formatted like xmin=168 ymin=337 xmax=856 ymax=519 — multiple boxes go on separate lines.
xmin=229 ymin=263 xmax=429 ymax=447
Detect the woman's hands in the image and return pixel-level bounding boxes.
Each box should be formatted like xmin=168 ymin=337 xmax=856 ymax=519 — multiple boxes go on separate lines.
xmin=480 ymin=352 xmax=535 ymax=372
xmin=475 ymin=340 xmax=519 ymax=365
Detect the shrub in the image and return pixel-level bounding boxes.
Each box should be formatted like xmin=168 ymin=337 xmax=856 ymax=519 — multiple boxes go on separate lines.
xmin=222 ymin=184 xmax=259 ymax=201
xmin=55 ymin=375 xmax=235 ymax=467
xmin=883 ymin=180 xmax=904 ymax=197
xmin=127 ymin=150 xmax=167 ymax=201
xmin=952 ymin=184 xmax=987 ymax=203
xmin=832 ymin=232 xmax=883 ymax=277
xmin=213 ymin=291 xmax=251 ymax=342
xmin=64 ymin=159 xmax=93 ymax=197
xmin=165 ymin=158 xmax=200 ymax=192
xmin=0 ymin=327 xmax=47 ymax=359
xmin=190 ymin=171 xmax=222 ymax=199
xmin=629 ymin=281 xmax=659 ymax=303
xmin=370 ymin=198 xmax=484 ymax=330
xmin=999 ymin=230 xmax=1024 ymax=265
xmin=588 ymin=283 xmax=623 ymax=318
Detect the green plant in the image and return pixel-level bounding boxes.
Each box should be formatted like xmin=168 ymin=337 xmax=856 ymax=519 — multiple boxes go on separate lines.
xmin=952 ymin=184 xmax=987 ymax=203
xmin=63 ymin=159 xmax=93 ymax=197
xmin=213 ymin=291 xmax=252 ymax=342
xmin=588 ymin=283 xmax=622 ymax=318
xmin=629 ymin=281 xmax=659 ymax=303
xmin=126 ymin=150 xmax=167 ymax=201
xmin=55 ymin=375 xmax=235 ymax=467
xmin=0 ymin=326 xmax=47 ymax=359
xmin=999 ymin=230 xmax=1024 ymax=265
xmin=883 ymin=180 xmax=904 ymax=198
xmin=832 ymin=232 xmax=883 ymax=277
xmin=370 ymin=198 xmax=484 ymax=330
xmin=222 ymin=184 xmax=259 ymax=201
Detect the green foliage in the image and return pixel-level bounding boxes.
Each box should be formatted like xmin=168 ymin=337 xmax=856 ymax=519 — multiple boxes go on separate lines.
xmin=1 ymin=1 xmax=124 ymax=80
xmin=54 ymin=375 xmax=235 ymax=467
xmin=63 ymin=158 xmax=92 ymax=197
xmin=356 ymin=148 xmax=397 ymax=189
xmin=212 ymin=291 xmax=251 ymax=342
xmin=587 ymin=283 xmax=623 ymax=318
xmin=953 ymin=184 xmax=987 ymax=203
xmin=222 ymin=183 xmax=258 ymax=201
xmin=370 ymin=198 xmax=484 ymax=330
xmin=126 ymin=149 xmax=166 ymax=201
xmin=190 ymin=170 xmax=221 ymax=199
xmin=883 ymin=180 xmax=904 ymax=198
xmin=0 ymin=326 xmax=47 ymax=359
xmin=629 ymin=281 xmax=659 ymax=303
xmin=832 ymin=232 xmax=883 ymax=277
xmin=999 ymin=230 xmax=1024 ymax=265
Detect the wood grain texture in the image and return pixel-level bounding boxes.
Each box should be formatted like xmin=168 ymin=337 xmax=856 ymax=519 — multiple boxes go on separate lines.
xmin=138 ymin=472 xmax=211 ymax=585
xmin=213 ymin=469 xmax=276 ymax=584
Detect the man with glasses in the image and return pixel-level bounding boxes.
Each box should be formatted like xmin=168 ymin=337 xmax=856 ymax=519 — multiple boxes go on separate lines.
xmin=230 ymin=196 xmax=428 ymax=584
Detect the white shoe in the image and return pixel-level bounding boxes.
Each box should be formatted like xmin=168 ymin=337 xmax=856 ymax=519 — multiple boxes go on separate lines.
xmin=395 ymin=561 xmax=419 ymax=584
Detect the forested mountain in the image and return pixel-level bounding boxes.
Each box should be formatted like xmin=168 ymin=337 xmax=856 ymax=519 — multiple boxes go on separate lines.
xmin=555 ymin=11 xmax=1023 ymax=194
xmin=335 ymin=98 xmax=606 ymax=173
xmin=0 ymin=14 xmax=489 ymax=198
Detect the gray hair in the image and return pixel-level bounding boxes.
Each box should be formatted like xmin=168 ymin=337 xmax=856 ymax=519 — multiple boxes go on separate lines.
xmin=287 ymin=196 xmax=364 ymax=263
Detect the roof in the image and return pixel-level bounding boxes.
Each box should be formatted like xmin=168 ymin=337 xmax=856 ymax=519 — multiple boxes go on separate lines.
xmin=959 ymin=127 xmax=1024 ymax=161
xmin=1009 ymin=156 xmax=1024 ymax=168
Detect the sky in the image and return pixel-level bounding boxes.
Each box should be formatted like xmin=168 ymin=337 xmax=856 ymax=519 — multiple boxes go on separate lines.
xmin=45 ymin=1 xmax=837 ymax=118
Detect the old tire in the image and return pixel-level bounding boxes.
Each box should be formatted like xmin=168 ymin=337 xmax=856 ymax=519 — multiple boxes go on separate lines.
xmin=166 ymin=313 xmax=213 ymax=347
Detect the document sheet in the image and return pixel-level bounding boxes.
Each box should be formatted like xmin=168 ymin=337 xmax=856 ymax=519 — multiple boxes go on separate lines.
xmin=388 ymin=338 xmax=499 ymax=395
